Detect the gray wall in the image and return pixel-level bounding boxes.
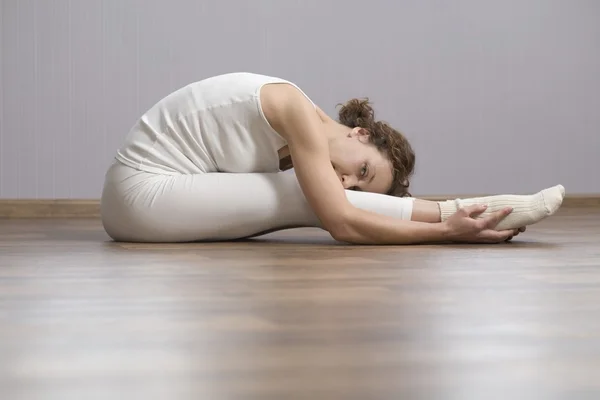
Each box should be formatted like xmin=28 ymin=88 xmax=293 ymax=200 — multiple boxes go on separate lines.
xmin=1 ymin=0 xmax=598 ymax=199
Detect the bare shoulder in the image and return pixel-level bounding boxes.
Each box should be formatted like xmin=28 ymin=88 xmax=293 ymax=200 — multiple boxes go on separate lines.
xmin=259 ymin=83 xmax=316 ymax=134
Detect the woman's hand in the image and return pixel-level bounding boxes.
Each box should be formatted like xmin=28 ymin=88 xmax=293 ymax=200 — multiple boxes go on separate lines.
xmin=443 ymin=204 xmax=522 ymax=243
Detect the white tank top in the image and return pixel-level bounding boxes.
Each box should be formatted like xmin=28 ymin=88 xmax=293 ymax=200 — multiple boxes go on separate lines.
xmin=115 ymin=72 xmax=315 ymax=175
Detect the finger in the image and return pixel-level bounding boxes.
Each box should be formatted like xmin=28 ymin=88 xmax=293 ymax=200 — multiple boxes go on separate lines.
xmin=483 ymin=207 xmax=513 ymax=227
xmin=461 ymin=204 xmax=488 ymax=218
xmin=518 ymin=226 xmax=527 ymax=232
xmin=482 ymin=229 xmax=514 ymax=242
xmin=497 ymin=229 xmax=516 ymax=241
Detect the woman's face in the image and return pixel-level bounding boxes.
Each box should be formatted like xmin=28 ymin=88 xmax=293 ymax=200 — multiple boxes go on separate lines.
xmin=328 ymin=128 xmax=394 ymax=194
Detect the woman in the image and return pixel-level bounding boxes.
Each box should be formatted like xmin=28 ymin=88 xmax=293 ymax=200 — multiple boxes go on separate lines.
xmin=100 ymin=72 xmax=565 ymax=244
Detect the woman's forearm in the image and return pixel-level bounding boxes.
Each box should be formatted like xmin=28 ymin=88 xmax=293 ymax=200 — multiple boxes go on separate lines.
xmin=331 ymin=206 xmax=450 ymax=245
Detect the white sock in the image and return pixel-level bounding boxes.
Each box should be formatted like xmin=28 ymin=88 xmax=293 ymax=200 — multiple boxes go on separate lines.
xmin=437 ymin=185 xmax=565 ymax=231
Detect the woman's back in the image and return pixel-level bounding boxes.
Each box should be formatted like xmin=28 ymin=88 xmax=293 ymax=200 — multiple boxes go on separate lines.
xmin=115 ymin=72 xmax=312 ymax=175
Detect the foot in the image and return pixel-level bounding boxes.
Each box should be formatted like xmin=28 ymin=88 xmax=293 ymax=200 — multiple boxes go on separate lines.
xmin=438 ymin=184 xmax=566 ymax=231
xmin=493 ymin=184 xmax=565 ymax=231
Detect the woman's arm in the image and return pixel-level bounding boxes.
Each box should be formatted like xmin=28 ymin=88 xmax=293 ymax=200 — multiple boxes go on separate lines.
xmin=260 ymin=83 xmax=512 ymax=245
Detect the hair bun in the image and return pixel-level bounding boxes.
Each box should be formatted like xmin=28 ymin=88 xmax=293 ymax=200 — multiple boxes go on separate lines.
xmin=337 ymin=98 xmax=375 ymax=128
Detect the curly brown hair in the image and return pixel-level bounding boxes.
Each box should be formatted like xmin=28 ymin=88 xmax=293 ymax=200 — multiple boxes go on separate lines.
xmin=337 ymin=98 xmax=415 ymax=197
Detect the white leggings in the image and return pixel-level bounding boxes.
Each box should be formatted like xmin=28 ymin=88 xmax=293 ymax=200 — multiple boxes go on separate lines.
xmin=100 ymin=161 xmax=415 ymax=242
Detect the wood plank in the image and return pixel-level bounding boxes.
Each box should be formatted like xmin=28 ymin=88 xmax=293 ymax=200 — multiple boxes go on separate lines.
xmin=0 ymin=209 xmax=599 ymax=399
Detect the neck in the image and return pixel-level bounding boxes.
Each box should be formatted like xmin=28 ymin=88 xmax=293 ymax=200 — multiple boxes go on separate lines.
xmin=314 ymin=106 xmax=349 ymax=139
xmin=278 ymin=108 xmax=350 ymax=170
xmin=321 ymin=118 xmax=351 ymax=144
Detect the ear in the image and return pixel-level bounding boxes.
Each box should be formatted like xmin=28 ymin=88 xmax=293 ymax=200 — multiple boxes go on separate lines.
xmin=348 ymin=127 xmax=370 ymax=139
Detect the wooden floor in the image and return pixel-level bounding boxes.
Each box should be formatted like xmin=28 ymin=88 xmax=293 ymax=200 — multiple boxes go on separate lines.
xmin=1 ymin=208 xmax=600 ymax=399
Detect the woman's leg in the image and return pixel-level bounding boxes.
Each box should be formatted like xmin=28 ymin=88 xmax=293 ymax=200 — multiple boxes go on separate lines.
xmin=410 ymin=199 xmax=442 ymax=223
xmin=100 ymin=163 xmax=418 ymax=242
xmin=100 ymin=162 xmax=564 ymax=242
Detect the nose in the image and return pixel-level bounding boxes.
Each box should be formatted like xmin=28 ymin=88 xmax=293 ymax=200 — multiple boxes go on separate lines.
xmin=341 ymin=174 xmax=357 ymax=189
